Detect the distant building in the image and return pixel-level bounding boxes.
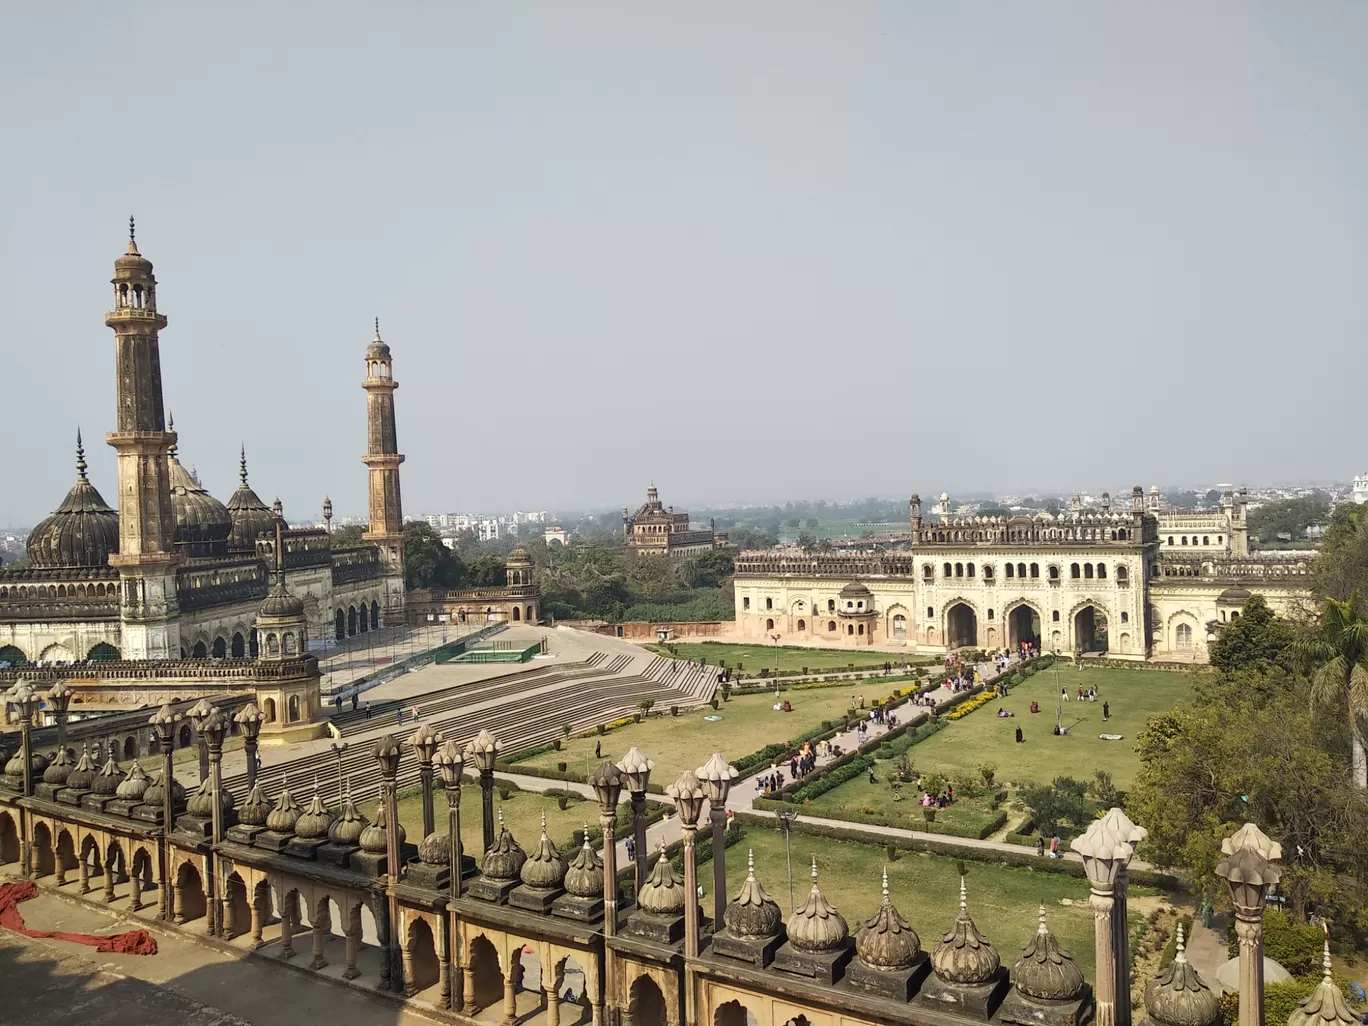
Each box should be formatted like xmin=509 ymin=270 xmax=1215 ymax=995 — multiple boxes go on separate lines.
xmin=623 ymin=485 xmax=723 ymax=559
xmin=1354 ymin=473 xmax=1368 ymax=504
xmin=543 ymin=526 xmax=570 ymax=547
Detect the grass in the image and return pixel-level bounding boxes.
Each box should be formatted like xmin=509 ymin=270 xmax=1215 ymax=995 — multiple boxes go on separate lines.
xmin=516 ymin=689 xmax=865 ymax=784
xmin=391 ymin=781 xmax=596 ymax=853
xmin=702 ymin=825 xmax=1150 ymax=978
xmin=801 ymin=782 xmax=1004 ymax=837
xmin=657 ymin=641 xmax=929 ymax=674
xmin=908 ymin=666 xmax=1189 ymax=790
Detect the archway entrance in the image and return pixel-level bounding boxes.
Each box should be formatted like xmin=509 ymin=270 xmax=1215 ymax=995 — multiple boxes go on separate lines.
xmin=1008 ymin=605 xmax=1041 ymax=651
xmin=1074 ymin=606 xmax=1108 ymax=654
xmin=468 ymin=935 xmax=503 ymax=1011
xmin=335 ymin=609 xmax=346 ymax=641
xmin=0 ymin=812 xmax=18 ymax=864
xmin=946 ymin=603 xmax=977 ymax=650
xmin=629 ymin=975 xmax=667 ymax=1026
xmin=405 ymin=919 xmax=439 ymax=996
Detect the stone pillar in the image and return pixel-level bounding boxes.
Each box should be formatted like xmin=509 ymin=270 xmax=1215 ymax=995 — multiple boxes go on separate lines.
xmin=251 ymin=894 xmax=265 ymax=949
xmin=1216 ymin=823 xmax=1283 ymax=1026
xmin=311 ymin=906 xmax=329 ymax=970
xmin=173 ymin=875 xmax=187 ymax=925
xmin=280 ymin=899 xmax=296 ymax=959
xmin=592 ymin=1000 xmax=604 ymax=1026
xmin=438 ymin=919 xmax=451 ymax=1009
xmin=402 ymin=942 xmax=417 ymax=998
xmin=79 ymin=852 xmax=91 ymax=894
xmin=503 ymin=970 xmax=518 ymax=1026
xmin=1101 ymin=808 xmax=1147 ymax=1026
xmin=1071 ymin=818 xmax=1136 ymax=1026
xmin=54 ymin=851 xmax=66 ymax=887
xmin=462 ymin=950 xmax=477 ymax=1013
xmin=103 ymin=855 xmax=116 ymax=904
xmin=129 ymin=868 xmax=142 ymax=912
xmin=377 ymin=902 xmax=391 ymax=991
xmin=546 ymin=985 xmax=562 ymax=1026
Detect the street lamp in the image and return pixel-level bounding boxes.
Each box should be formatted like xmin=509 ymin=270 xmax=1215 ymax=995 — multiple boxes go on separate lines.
xmin=8 ymin=682 xmax=38 ymax=878
xmin=465 ymin=729 xmax=500 ymax=853
xmin=408 ymin=723 xmax=441 ymax=838
xmin=149 ymin=703 xmax=182 ymax=921
xmin=233 ymin=702 xmax=264 ymax=791
xmin=188 ymin=698 xmax=214 ymax=784
xmin=695 ymin=752 xmax=738 ymax=933
xmin=589 ymin=760 xmax=623 ymax=939
xmin=371 ymin=734 xmax=403 ymax=993
xmin=46 ymin=682 xmax=73 ymax=756
xmin=617 ymin=747 xmax=653 ymax=894
xmin=434 ymin=739 xmax=464 ymax=1013
xmin=776 ymin=810 xmax=800 ymax=913
xmin=200 ymin=707 xmax=229 ymax=937
xmin=667 ymin=770 xmax=706 ymax=966
xmin=329 ymin=740 xmax=349 ymax=807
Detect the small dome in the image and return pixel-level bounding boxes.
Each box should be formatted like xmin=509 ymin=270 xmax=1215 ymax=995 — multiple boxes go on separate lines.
xmin=419 ymin=831 xmax=451 ymax=865
xmin=294 ymin=791 xmax=335 ymax=840
xmin=328 ymin=794 xmax=369 ymax=845
xmin=931 ymin=879 xmax=1000 ymax=985
xmin=143 ymin=768 xmax=187 ymax=806
xmin=114 ymin=230 xmax=153 ymax=274
xmin=839 ymin=581 xmax=873 ymax=599
xmin=264 ymin=783 xmax=302 ymax=834
xmin=1146 ymin=925 xmax=1223 ymax=1026
xmin=480 ymin=811 xmax=527 ymax=881
xmin=520 ymin=813 xmax=568 ymax=889
xmin=786 ymin=858 xmax=848 ymax=953
xmin=26 ymin=433 xmax=120 ymax=568
xmin=116 ymin=763 xmax=151 ymax=801
xmin=723 ymin=849 xmax=782 ymax=939
xmin=167 ymin=435 xmax=233 ymax=560
xmin=506 ymin=544 xmax=532 ymax=566
xmin=636 ymin=843 xmax=686 ymax=916
xmin=855 ymin=868 xmax=920 ymax=971
xmin=42 ymin=747 xmax=74 ymax=785
xmin=563 ymin=826 xmax=604 ymax=898
xmin=257 ymin=577 xmax=306 ymax=620
xmin=237 ymin=783 xmax=272 ymax=827
xmin=226 ymin=448 xmax=278 ymax=552
xmin=4 ymin=748 xmax=49 ymax=779
xmin=65 ymin=746 xmax=98 ymax=790
xmin=359 ymin=799 xmax=405 ymax=854
xmin=90 ymin=755 xmax=126 ymax=796
xmin=1286 ymin=943 xmax=1358 ymax=1026
xmin=1013 ymin=906 xmax=1085 ymax=1001
xmin=1218 ymin=587 xmax=1252 ymax=604
xmin=185 ymin=775 xmax=236 ymax=816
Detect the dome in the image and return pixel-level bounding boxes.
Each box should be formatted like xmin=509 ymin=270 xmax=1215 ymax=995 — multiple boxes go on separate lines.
xmin=257 ymin=577 xmax=306 ymax=620
xmin=4 ymin=748 xmax=49 ymax=780
xmin=1218 ymin=587 xmax=1252 ymax=604
xmin=419 ymin=831 xmax=451 ymax=865
xmin=366 ymin=319 xmax=392 ymax=359
xmin=520 ymin=813 xmax=568 ymax=889
xmin=90 ymin=755 xmax=126 ymax=797
xmin=506 ymin=544 xmax=532 ymax=566
xmin=855 ymin=868 xmax=920 ymax=971
xmin=114 ymin=229 xmax=153 ymax=274
xmin=480 ymin=811 xmax=527 ymax=881
xmin=226 ymin=447 xmax=278 ymax=552
xmin=359 ymin=799 xmax=405 ymax=854
xmin=186 ymin=775 xmax=236 ymax=816
xmin=167 ymin=431 xmax=232 ymax=560
xmin=931 ymin=879 xmax=1000 ymax=985
xmin=66 ymin=747 xmax=98 ymax=790
xmin=839 ymin=581 xmax=873 ymax=599
xmin=143 ymin=768 xmax=187 ymax=806
xmin=1287 ymin=943 xmax=1358 ymax=1026
xmin=1145 ymin=924 xmax=1222 ymax=1026
xmin=786 ymin=858 xmax=849 ymax=953
xmin=264 ymin=783 xmax=302 ymax=834
xmin=635 ymin=843 xmax=686 ymax=916
xmin=723 ymin=850 xmax=782 ymax=939
xmin=328 ymin=794 xmax=369 ymax=845
xmin=563 ymin=826 xmax=604 ymax=898
xmin=237 ymin=783 xmax=271 ymax=827
xmin=116 ymin=763 xmax=151 ymax=801
xmin=26 ymin=433 xmax=120 ymax=568
xmin=42 ymin=746 xmax=74 ymax=786
xmin=1012 ymin=907 xmax=1085 ymax=1001
xmin=294 ymin=791 xmax=335 ymax=840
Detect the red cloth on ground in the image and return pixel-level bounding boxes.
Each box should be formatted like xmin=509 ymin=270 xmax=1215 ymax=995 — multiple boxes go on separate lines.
xmin=0 ymin=880 xmax=158 ymax=954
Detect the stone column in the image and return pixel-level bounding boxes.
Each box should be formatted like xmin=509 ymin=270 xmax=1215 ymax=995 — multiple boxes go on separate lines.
xmin=280 ymin=899 xmax=296 ymax=959
xmin=344 ymin=905 xmax=361 ymax=980
xmin=402 ymin=942 xmax=417 ymax=997
xmin=1071 ymin=819 xmax=1135 ymax=1026
xmin=129 ymin=867 xmax=143 ymax=912
xmin=437 ymin=914 xmax=450 ymax=1009
xmin=103 ymin=854 xmax=116 ymax=904
xmin=503 ymin=970 xmax=517 ymax=1026
xmin=311 ymin=905 xmax=329 ymax=970
xmin=173 ymin=874 xmax=187 ymax=925
xmin=79 ymin=852 xmax=91 ymax=894
xmin=462 ymin=950 xmax=477 ymax=1013
xmin=1216 ymin=823 xmax=1283 ymax=1026
xmin=54 ymin=852 xmax=66 ymax=887
xmin=1101 ymin=808 xmax=1147 ymax=1026
xmin=377 ymin=901 xmax=392 ymax=991
xmin=251 ymin=894 xmax=265 ymax=949
xmin=546 ymin=987 xmax=561 ymax=1026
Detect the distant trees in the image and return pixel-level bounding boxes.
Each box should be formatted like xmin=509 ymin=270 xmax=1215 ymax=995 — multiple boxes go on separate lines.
xmin=330 ymin=524 xmax=365 ymax=547
xmin=402 ymin=520 xmax=465 ymax=591
xmin=1249 ymin=494 xmax=1331 ymax=543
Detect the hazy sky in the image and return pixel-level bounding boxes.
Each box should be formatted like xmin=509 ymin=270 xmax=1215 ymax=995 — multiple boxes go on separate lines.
xmin=3 ymin=4 xmax=1366 ymax=526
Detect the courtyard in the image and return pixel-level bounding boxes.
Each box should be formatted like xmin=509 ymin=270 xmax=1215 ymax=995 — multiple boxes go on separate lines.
xmin=651 ymin=641 xmax=928 ymax=675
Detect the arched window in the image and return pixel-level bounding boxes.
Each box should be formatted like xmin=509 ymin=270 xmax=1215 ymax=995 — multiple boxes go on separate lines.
xmin=283 ymin=632 xmax=297 ymax=655
xmin=1030 ymin=563 xmax=1039 ymax=579
xmin=983 ymin=565 xmax=993 ymax=580
xmin=765 ymin=597 xmax=773 ymax=610
xmin=743 ymin=597 xmax=750 ymax=610
xmin=923 ymin=564 xmax=934 ymax=581
xmin=927 ymin=606 xmax=934 ymax=619
xmin=1005 ymin=563 xmax=1015 ymax=579
xmin=288 ymin=695 xmax=301 ymax=721
xmin=1203 ymin=536 xmax=1210 ymax=546
xmin=1116 ymin=565 xmax=1128 ymax=583
xmin=955 ymin=563 xmax=963 ymax=578
xmin=211 ymin=637 xmax=226 ymax=658
xmin=1052 ymin=610 xmax=1060 ymax=622
xmin=371 ymin=600 xmax=380 ymax=627
xmin=1121 ymin=611 xmax=1129 ymax=623
xmin=1070 ymin=563 xmax=1081 ymax=579
xmin=1084 ymin=564 xmax=1094 ymax=579
xmin=827 ymin=621 xmax=836 ymax=632
xmin=858 ymin=623 xmax=865 ymax=635
xmin=1049 ymin=565 xmax=1059 ymax=580
xmin=1017 ymin=563 xmax=1027 ymax=578
xmin=512 ymin=606 xmax=521 ymax=621
xmin=987 ymin=608 xmax=995 ymax=620
xmin=943 ymin=562 xmax=952 ymax=578
xmin=231 ymin=632 xmax=245 ymax=658
xmin=827 ymin=599 xmax=835 ymax=612
xmin=967 ymin=563 xmax=976 ymax=578
xmin=1097 ymin=563 xmax=1107 ymax=579
xmin=1181 ymin=536 xmax=1189 ymax=546
xmin=847 ymin=624 xmax=854 ymax=635
xmin=1168 ymin=536 xmax=1175 ymax=545
xmin=266 ymin=633 xmax=279 ymax=656
xmin=1230 ymin=611 xmax=1240 ymax=621
xmin=1176 ymin=623 xmax=1193 ymax=649
xmin=766 ymin=618 xmax=775 ymax=630
xmin=796 ymin=619 xmax=806 ymax=632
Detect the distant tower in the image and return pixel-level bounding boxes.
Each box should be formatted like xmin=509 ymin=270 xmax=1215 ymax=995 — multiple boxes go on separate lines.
xmin=103 ymin=218 xmax=182 ymax=659
xmin=361 ymin=319 xmax=406 ymax=587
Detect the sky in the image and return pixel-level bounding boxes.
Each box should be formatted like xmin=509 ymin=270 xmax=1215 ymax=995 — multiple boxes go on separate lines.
xmin=3 ymin=3 xmax=1366 ymax=526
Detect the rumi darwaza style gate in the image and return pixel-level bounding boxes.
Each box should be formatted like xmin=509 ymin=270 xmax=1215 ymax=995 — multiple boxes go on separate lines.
xmin=733 ymin=491 xmax=1312 ymax=662
xmin=0 ymin=717 xmax=1312 ymax=1026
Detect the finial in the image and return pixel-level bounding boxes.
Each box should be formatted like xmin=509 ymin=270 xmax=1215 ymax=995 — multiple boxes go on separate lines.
xmin=345 ymin=774 xmax=351 ymax=798
xmin=75 ymin=429 xmax=88 ymax=481
xmin=540 ymin=810 xmax=548 ymax=834
xmin=959 ymin=875 xmax=968 ymax=915
xmin=129 ymin=215 xmax=135 ymax=242
xmin=313 ymin=772 xmax=319 ymax=795
xmin=583 ymin=822 xmax=591 ymax=848
xmin=374 ymin=317 xmax=382 ymax=341
xmin=1321 ymin=938 xmax=1332 ymax=982
xmin=239 ymin=445 xmax=248 ymax=485
xmin=167 ymin=412 xmax=177 ymax=458
xmin=882 ymin=866 xmax=890 ymax=901
xmin=1175 ymin=921 xmax=1187 ymax=963
xmin=746 ymin=848 xmax=756 ymax=880
xmin=498 ymin=807 xmax=505 ymax=828
xmin=1038 ymin=904 xmax=1048 ymax=935
xmin=811 ymin=854 xmax=819 ymax=882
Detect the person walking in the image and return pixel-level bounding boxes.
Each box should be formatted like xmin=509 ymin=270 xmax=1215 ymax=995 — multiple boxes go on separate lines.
xmin=595 ymin=740 xmax=601 ymax=759
xmin=365 ymin=701 xmax=372 ymax=720
xmin=1049 ymin=834 xmax=1061 ymax=859
xmin=1103 ymin=701 xmax=1110 ymax=721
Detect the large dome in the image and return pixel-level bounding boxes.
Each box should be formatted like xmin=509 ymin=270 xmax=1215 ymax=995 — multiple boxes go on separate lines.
xmin=167 ymin=425 xmax=232 ymax=560
xmin=26 ymin=433 xmax=120 ymax=568
xmin=226 ymin=447 xmax=277 ymax=553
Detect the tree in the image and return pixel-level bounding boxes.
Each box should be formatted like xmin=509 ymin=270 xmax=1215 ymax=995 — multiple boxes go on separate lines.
xmin=402 ymin=520 xmax=465 ymax=591
xmin=1208 ymin=595 xmax=1297 ymax=675
xmin=1020 ymin=778 xmax=1089 ymax=836
xmin=1249 ymin=496 xmax=1331 ymax=543
xmin=680 ymin=550 xmax=733 ymax=589
xmin=796 ymin=531 xmax=818 ymax=553
xmin=1314 ymin=504 xmax=1368 ymax=603
xmin=331 ymin=524 xmax=365 ymax=547
xmin=1290 ymin=592 xmax=1368 ymax=787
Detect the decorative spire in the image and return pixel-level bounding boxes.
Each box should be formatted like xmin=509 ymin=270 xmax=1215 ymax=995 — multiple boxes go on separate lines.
xmin=167 ymin=411 xmax=177 ymax=458
xmin=239 ymin=445 xmax=249 ymax=485
xmin=540 ymin=810 xmax=548 ymax=835
xmin=374 ymin=316 xmax=382 ymax=341
xmin=1011 ymin=904 xmax=1084 ymax=1001
xmin=129 ymin=215 xmax=135 ymax=242
xmin=960 ymin=874 xmax=968 ymax=915
xmin=75 ymin=429 xmax=88 ymax=481
xmin=883 ymin=865 xmax=891 ymax=901
xmin=1175 ymin=921 xmax=1187 ymax=963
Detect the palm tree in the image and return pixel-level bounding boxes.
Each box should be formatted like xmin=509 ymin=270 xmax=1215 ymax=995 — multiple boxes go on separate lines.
xmin=1292 ymin=592 xmax=1368 ymax=786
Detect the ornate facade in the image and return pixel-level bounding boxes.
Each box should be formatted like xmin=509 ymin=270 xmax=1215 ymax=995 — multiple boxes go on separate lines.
xmin=0 ymin=226 xmax=406 ymax=676
xmin=624 ymin=486 xmax=725 ymax=559
xmin=406 ymin=544 xmax=543 ymax=626
xmin=734 ymin=488 xmax=1311 ymax=662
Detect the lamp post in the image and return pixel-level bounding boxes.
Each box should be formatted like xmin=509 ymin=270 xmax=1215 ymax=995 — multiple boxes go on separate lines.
xmin=617 ymin=747 xmax=653 ymax=894
xmin=46 ymin=682 xmax=73 ymax=756
xmin=589 ymin=759 xmax=623 ymax=1026
xmin=776 ymin=810 xmax=800 ymax=913
xmin=188 ymin=698 xmax=214 ymax=784
xmin=695 ymin=752 xmax=738 ymax=933
xmin=466 ymin=729 xmax=500 ymax=853
xmin=1217 ymin=823 xmax=1283 ymax=1026
xmin=149 ymin=704 xmax=182 ymax=921
xmin=233 ymin=702 xmax=264 ymax=791
xmin=200 ymin=707 xmax=228 ymax=937
xmin=668 ymin=770 xmax=706 ymax=1026
xmin=408 ymin=723 xmax=440 ymax=838
xmin=1070 ymin=819 xmax=1135 ymax=1026
xmin=329 ymin=740 xmax=349 ymax=806
xmin=8 ymin=682 xmax=37 ymax=878
xmin=371 ymin=734 xmax=403 ymax=993
xmin=434 ymin=739 xmax=464 ymax=1012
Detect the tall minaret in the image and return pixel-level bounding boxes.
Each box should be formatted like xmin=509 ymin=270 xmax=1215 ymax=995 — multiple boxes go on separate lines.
xmin=361 ymin=320 xmax=406 ymax=598
xmin=104 ymin=218 xmax=182 ymax=659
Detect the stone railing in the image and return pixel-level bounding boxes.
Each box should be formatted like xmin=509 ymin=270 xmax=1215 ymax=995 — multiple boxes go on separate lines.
xmin=0 ymin=654 xmax=317 ymax=686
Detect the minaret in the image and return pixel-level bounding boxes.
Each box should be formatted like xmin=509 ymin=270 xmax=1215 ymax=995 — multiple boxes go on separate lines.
xmin=104 ymin=218 xmax=182 ymax=659
xmin=361 ymin=319 xmax=406 ymax=596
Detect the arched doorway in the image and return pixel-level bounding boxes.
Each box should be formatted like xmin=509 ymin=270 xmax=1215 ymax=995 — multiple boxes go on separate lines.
xmin=359 ymin=604 xmax=369 ymax=633
xmin=225 ymin=873 xmax=250 ymax=939
xmin=512 ymin=606 xmax=521 ymax=622
xmin=0 ymin=645 xmax=26 ymax=666
xmin=1074 ymin=606 xmax=1107 ymax=653
xmin=212 ymin=637 xmax=226 ymax=658
xmin=192 ymin=640 xmax=207 ymax=658
xmin=123 ymin=736 xmax=137 ymax=760
xmin=86 ymin=642 xmax=120 ymax=661
xmin=1007 ymin=604 xmax=1041 ymax=650
xmin=946 ymin=603 xmax=978 ymax=650
xmin=403 ymin=918 xmax=439 ymax=996
xmin=335 ymin=609 xmax=346 ymax=641
xmin=629 ymin=975 xmax=667 ymax=1026
xmin=371 ymin=601 xmax=380 ymax=627
xmin=31 ymin=823 xmax=54 ymax=877
xmin=715 ymin=1000 xmax=760 ymax=1026
xmin=175 ymin=863 xmax=207 ymax=924
xmin=468 ymin=934 xmax=503 ymax=1011
xmin=178 ymin=724 xmax=193 ymax=748
xmin=892 ymin=613 xmax=907 ymax=640
xmin=263 ymin=698 xmax=277 ymax=723
xmin=347 ymin=607 xmax=357 ymax=636
xmin=0 ymin=812 xmax=18 ymax=864
xmin=231 ymin=632 xmax=245 ymax=658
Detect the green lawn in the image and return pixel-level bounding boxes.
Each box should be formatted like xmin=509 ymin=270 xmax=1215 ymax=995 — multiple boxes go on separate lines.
xmin=801 ymin=781 xmax=1005 ymax=838
xmin=393 ymin=782 xmax=595 ymax=853
xmin=911 ymin=667 xmax=1190 ymax=790
xmin=703 ymin=825 xmax=1141 ymax=978
xmin=657 ymin=641 xmax=930 ymax=675
xmin=516 ymin=689 xmax=863 ymax=785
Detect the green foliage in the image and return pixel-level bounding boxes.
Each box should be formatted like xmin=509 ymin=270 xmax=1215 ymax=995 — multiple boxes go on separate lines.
xmin=1261 ymin=908 xmax=1329 ymax=977
xmin=792 ymin=756 xmax=873 ymax=803
xmin=1088 ymin=769 xmax=1120 ymax=807
xmin=1021 ymin=777 xmax=1091 ymax=835
xmin=402 ymin=520 xmax=466 ymax=591
xmin=1209 ymin=595 xmax=1298 ymax=674
xmin=1249 ymin=494 xmax=1331 ymax=543
xmin=330 ymin=523 xmax=366 ymax=547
